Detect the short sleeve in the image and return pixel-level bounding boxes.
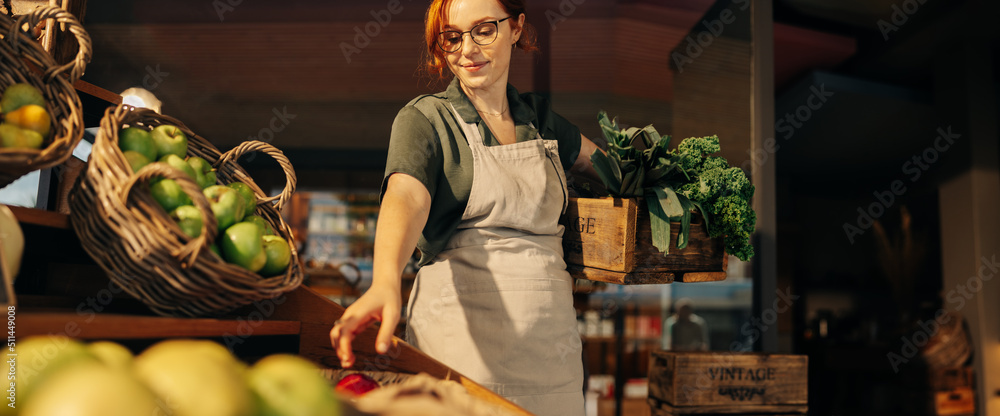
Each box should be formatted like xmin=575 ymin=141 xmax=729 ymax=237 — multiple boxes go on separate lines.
xmin=550 ymin=111 xmax=582 ymax=171
xmin=381 ymin=106 xmax=442 ymax=203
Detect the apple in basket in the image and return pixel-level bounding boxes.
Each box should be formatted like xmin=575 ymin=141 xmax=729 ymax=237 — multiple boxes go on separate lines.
xmin=187 ymin=156 xmax=216 ymax=189
xmin=204 ymin=185 xmax=246 ymax=231
xmin=151 ymin=124 xmax=188 ymax=159
xmin=220 ymin=221 xmax=266 ymax=272
xmin=159 ymin=154 xmax=197 ymax=180
xmin=335 ymin=373 xmax=381 ymax=397
xmin=227 ymin=182 xmax=257 ymax=217
xmin=1 ymin=83 xmax=46 ymax=114
xmin=0 ymin=123 xmax=44 ymax=149
xmin=118 ymin=127 xmax=157 ymax=162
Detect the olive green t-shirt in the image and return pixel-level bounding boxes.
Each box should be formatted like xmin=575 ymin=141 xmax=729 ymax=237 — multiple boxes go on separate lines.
xmin=382 ymin=78 xmax=582 ymax=266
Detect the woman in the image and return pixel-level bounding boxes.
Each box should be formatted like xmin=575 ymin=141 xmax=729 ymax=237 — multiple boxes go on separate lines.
xmin=330 ymin=0 xmax=601 ymax=413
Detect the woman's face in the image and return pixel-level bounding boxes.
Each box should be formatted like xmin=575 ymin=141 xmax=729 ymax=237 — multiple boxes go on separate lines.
xmin=443 ymin=0 xmax=522 ymax=93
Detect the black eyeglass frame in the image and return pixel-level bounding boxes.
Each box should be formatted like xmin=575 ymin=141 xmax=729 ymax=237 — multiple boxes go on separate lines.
xmin=436 ymin=16 xmax=513 ymax=53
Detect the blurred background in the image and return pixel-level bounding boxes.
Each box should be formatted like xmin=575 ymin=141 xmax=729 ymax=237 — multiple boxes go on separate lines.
xmin=1 ymin=0 xmax=998 ymax=415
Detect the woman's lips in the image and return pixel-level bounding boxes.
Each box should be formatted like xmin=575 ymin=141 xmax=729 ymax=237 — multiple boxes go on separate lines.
xmin=462 ymin=62 xmax=488 ymax=72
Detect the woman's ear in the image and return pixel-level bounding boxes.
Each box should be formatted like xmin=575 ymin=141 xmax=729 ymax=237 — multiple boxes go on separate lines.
xmin=512 ymin=13 xmax=526 ymax=44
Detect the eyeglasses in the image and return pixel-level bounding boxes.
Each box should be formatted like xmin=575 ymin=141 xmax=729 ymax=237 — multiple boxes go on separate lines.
xmin=437 ymin=16 xmax=512 ymax=53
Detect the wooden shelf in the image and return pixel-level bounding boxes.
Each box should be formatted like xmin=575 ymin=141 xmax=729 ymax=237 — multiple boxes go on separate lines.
xmin=19 ymin=311 xmax=301 ymax=339
xmin=8 ymin=205 xmax=70 ymax=229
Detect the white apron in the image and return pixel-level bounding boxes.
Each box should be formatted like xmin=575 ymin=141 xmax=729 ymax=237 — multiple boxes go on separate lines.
xmin=405 ymin=104 xmax=585 ymax=415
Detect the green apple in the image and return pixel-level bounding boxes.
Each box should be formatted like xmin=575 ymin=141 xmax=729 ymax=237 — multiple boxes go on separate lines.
xmin=15 ymin=336 xmax=99 ymax=407
xmin=260 ymin=235 xmax=291 ymax=276
xmin=159 ymin=154 xmax=197 ymax=180
xmin=150 ymin=178 xmax=192 ymax=212
xmin=247 ymin=354 xmax=340 ymax=416
xmin=187 ymin=156 xmax=216 ymax=189
xmin=122 ymin=150 xmax=151 ymax=173
xmin=151 ymin=124 xmax=188 ymax=159
xmin=227 ymin=182 xmax=257 ymax=217
xmin=0 ymin=83 xmax=45 ymax=113
xmin=118 ymin=127 xmax=156 ymax=161
xmin=133 ymin=340 xmax=252 ymax=416
xmin=203 ymin=185 xmax=245 ymax=231
xmin=0 ymin=123 xmax=44 ymax=149
xmin=22 ymin=361 xmax=163 ymax=416
xmin=244 ymin=214 xmax=274 ymax=235
xmin=87 ymin=341 xmax=133 ymax=371
xmin=170 ymin=205 xmax=203 ymax=238
xmin=209 ymin=243 xmax=221 ymax=258
xmin=220 ymin=222 xmax=266 ymax=272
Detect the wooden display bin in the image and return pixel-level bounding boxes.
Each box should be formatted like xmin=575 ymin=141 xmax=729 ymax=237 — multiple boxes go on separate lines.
xmin=647 ymin=351 xmax=807 ymax=415
xmin=561 ymin=197 xmax=727 ymax=285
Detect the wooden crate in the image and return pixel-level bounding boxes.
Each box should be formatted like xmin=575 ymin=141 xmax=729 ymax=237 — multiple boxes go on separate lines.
xmin=931 ymin=387 xmax=975 ymax=416
xmin=561 ymin=197 xmax=727 ymax=284
xmin=648 ymin=351 xmax=807 ymax=415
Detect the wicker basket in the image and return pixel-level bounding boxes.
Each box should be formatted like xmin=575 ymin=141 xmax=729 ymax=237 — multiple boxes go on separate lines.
xmin=68 ymin=104 xmax=303 ymax=317
xmin=0 ymin=5 xmax=91 ymax=187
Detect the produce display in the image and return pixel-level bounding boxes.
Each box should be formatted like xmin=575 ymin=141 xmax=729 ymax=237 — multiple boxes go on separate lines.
xmin=0 ymin=84 xmax=49 ymax=150
xmin=116 ymin=124 xmax=292 ymax=276
xmin=335 ymin=373 xmax=382 ymax=397
xmin=10 ymin=336 xmax=347 ymax=416
xmin=589 ymin=112 xmax=757 ymax=261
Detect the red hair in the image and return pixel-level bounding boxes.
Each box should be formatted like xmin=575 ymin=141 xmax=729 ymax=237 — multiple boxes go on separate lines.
xmin=422 ymin=0 xmax=538 ymax=81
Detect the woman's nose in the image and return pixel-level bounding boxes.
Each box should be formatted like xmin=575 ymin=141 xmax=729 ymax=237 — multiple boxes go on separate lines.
xmin=460 ymin=33 xmax=480 ymax=56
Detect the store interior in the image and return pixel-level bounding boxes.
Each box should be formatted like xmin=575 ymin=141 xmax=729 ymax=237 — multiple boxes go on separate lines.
xmin=2 ymin=0 xmax=999 ymax=415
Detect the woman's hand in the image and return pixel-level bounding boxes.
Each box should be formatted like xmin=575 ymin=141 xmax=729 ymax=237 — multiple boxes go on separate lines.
xmin=330 ymin=282 xmax=401 ymax=368
xmin=329 ymin=173 xmax=431 ymax=369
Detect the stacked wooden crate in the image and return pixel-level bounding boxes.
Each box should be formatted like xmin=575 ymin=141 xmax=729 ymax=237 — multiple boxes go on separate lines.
xmin=647 ymin=351 xmax=808 ymax=415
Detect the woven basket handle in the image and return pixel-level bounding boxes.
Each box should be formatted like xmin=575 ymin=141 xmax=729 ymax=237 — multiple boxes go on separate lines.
xmin=120 ymin=163 xmax=220 ymax=268
xmin=11 ymin=5 xmax=92 ymax=82
xmin=216 ymin=141 xmax=297 ymax=212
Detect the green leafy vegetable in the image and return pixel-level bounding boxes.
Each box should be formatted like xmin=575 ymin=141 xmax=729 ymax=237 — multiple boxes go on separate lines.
xmin=588 ymin=111 xmax=756 ymax=261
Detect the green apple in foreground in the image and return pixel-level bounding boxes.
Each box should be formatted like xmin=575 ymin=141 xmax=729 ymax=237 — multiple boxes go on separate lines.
xmin=159 ymin=154 xmax=197 ymax=180
xmin=220 ymin=221 xmax=266 ymax=272
xmin=15 ymin=336 xmax=99 ymax=407
xmin=247 ymin=354 xmax=340 ymax=416
xmin=122 ymin=150 xmax=151 ymax=173
xmin=187 ymin=156 xmax=216 ymax=189
xmin=0 ymin=83 xmax=45 ymax=113
xmin=0 ymin=123 xmax=44 ymax=149
xmin=170 ymin=205 xmax=203 ymax=238
xmin=151 ymin=124 xmax=188 ymax=159
xmin=133 ymin=339 xmax=252 ymax=416
xmin=203 ymin=185 xmax=245 ymax=231
xmin=260 ymin=235 xmax=291 ymax=276
xmin=87 ymin=340 xmax=133 ymax=370
xmin=150 ymin=177 xmax=192 ymax=212
xmin=227 ymin=182 xmax=257 ymax=217
xmin=22 ymin=362 xmax=162 ymax=416
xmin=118 ymin=127 xmax=156 ymax=161
xmin=244 ymin=214 xmax=274 ymax=235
